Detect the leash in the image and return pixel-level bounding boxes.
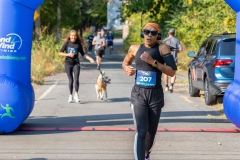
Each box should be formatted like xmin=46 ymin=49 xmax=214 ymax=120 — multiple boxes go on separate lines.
xmin=99 ymin=69 xmax=104 ymax=82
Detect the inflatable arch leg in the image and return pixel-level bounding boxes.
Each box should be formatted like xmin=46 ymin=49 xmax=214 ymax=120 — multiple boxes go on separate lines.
xmin=223 ymin=0 xmax=240 ymax=127
xmin=0 ymin=0 xmax=45 ymax=133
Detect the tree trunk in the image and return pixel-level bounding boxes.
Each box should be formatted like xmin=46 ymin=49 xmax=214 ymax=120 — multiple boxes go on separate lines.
xmin=57 ymin=0 xmax=61 ymax=40
xmin=79 ymin=0 xmax=83 ymax=37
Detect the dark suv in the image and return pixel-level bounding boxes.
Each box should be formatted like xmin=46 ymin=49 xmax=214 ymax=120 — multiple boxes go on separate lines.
xmin=187 ymin=33 xmax=236 ymax=105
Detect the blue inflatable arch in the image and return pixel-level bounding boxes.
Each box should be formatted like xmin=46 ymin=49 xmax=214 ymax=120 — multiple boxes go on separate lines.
xmin=0 ymin=0 xmax=44 ymax=133
xmin=223 ymin=0 xmax=240 ymax=128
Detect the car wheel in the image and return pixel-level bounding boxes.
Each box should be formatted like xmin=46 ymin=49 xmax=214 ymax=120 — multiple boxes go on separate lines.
xmin=188 ymin=72 xmax=200 ymax=97
xmin=217 ymin=96 xmax=223 ymax=104
xmin=204 ymin=77 xmax=217 ymax=105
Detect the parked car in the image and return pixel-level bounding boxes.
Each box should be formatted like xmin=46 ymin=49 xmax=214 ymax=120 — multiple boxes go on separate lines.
xmin=187 ymin=33 xmax=236 ymax=105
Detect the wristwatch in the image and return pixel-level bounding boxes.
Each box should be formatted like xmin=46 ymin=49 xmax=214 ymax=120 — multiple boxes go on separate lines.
xmin=152 ymin=60 xmax=158 ymax=68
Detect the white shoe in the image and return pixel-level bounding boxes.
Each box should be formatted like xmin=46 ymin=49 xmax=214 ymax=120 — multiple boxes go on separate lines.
xmin=165 ymin=87 xmax=169 ymax=92
xmin=169 ymin=86 xmax=173 ymax=93
xmin=68 ymin=95 xmax=73 ymax=103
xmin=74 ymin=94 xmax=80 ymax=103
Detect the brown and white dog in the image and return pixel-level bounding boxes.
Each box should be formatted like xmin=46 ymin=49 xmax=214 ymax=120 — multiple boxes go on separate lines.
xmin=95 ymin=70 xmax=111 ymax=101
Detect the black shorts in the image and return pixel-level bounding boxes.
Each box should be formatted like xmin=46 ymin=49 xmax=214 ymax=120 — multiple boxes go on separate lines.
xmin=130 ymin=86 xmax=164 ymax=110
xmin=95 ymin=49 xmax=104 ymax=58
xmin=107 ymin=42 xmax=113 ymax=47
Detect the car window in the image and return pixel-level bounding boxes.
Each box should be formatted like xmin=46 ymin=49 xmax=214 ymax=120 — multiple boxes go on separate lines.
xmin=211 ymin=39 xmax=217 ymax=54
xmin=197 ymin=39 xmax=208 ymax=56
xmin=205 ymin=39 xmax=214 ymax=55
xmin=220 ymin=38 xmax=236 ymax=55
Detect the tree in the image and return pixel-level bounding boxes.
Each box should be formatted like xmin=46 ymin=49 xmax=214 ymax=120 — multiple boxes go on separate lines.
xmin=121 ymin=0 xmax=236 ymax=51
xmin=57 ymin=0 xmax=61 ymax=39
xmin=39 ymin=0 xmax=108 ymax=36
xmin=89 ymin=0 xmax=108 ymax=30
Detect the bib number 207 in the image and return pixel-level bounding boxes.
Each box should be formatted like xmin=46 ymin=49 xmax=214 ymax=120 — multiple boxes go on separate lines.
xmin=136 ymin=70 xmax=156 ymax=87
xmin=139 ymin=76 xmax=152 ymax=82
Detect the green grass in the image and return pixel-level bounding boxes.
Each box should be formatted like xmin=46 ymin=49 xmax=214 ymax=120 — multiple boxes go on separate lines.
xmin=177 ymin=45 xmax=195 ymax=71
xmin=31 ymin=34 xmax=64 ymax=85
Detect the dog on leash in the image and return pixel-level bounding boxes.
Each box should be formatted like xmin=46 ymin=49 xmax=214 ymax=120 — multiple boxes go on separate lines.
xmin=95 ymin=70 xmax=111 ymax=101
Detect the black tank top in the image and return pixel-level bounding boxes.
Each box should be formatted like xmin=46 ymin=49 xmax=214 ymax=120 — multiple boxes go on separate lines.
xmin=135 ymin=43 xmax=164 ymax=89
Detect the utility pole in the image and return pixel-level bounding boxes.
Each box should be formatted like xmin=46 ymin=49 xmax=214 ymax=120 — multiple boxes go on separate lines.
xmin=79 ymin=1 xmax=83 ymax=37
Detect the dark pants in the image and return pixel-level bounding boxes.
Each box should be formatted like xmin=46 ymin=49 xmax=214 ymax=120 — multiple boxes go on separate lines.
xmin=130 ymin=86 xmax=164 ymax=160
xmin=65 ymin=63 xmax=80 ymax=94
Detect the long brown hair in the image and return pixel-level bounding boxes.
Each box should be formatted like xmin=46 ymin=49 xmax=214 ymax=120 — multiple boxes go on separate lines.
xmin=65 ymin=30 xmax=88 ymax=48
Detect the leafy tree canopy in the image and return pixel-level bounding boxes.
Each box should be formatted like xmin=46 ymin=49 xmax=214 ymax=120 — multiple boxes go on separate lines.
xmin=122 ymin=0 xmax=236 ymax=51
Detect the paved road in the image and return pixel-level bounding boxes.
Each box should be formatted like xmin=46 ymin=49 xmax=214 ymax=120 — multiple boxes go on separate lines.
xmin=0 ymin=39 xmax=240 ymax=160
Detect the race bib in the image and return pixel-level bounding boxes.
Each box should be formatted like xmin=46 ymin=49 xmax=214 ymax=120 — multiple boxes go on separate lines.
xmin=68 ymin=47 xmax=78 ymax=55
xmin=136 ymin=70 xmax=156 ymax=87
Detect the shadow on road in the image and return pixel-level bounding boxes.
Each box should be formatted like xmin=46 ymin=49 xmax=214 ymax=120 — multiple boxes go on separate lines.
xmin=5 ymin=109 xmax=229 ymax=135
xmin=80 ymin=97 xmax=131 ymax=104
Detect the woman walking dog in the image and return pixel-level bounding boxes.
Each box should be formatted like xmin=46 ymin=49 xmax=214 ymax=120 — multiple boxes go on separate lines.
xmin=59 ymin=30 xmax=95 ymax=103
xmin=122 ymin=22 xmax=177 ymax=160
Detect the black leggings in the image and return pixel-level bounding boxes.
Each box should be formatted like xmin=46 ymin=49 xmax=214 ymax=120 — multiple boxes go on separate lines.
xmin=130 ymin=86 xmax=164 ymax=160
xmin=131 ymin=104 xmax=161 ymax=160
xmin=65 ymin=63 xmax=80 ymax=95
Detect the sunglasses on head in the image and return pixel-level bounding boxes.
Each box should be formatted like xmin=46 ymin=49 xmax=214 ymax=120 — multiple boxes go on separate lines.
xmin=143 ymin=29 xmax=158 ymax=36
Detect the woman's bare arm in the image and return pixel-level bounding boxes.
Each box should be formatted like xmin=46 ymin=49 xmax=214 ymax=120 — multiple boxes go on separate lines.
xmin=83 ymin=54 xmax=95 ymax=64
xmin=158 ymin=44 xmax=176 ymax=77
xmin=92 ymin=37 xmax=97 ymax=45
xmin=122 ymin=45 xmax=139 ymax=76
xmin=138 ymin=44 xmax=175 ymax=77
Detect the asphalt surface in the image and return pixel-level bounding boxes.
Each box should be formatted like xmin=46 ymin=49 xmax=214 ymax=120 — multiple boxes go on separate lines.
xmin=0 ymin=38 xmax=240 ymax=160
